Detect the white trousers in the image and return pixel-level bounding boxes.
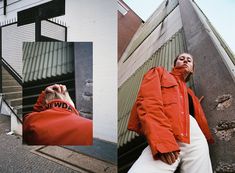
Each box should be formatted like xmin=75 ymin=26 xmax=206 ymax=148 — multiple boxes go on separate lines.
xmin=128 ymin=115 xmax=213 ymax=173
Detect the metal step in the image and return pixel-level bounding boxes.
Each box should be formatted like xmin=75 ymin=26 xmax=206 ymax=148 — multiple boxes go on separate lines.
xmin=17 ymin=113 xmax=22 ymax=120
xmin=2 ymin=74 xmax=14 ymax=80
xmin=18 ymin=109 xmax=22 ymax=115
xmin=8 ymin=98 xmax=22 ymax=107
xmin=2 ymin=79 xmax=20 ymax=86
xmin=2 ymin=67 xmax=23 ymax=122
xmin=2 ymin=86 xmax=22 ymax=93
xmin=22 ymin=103 xmax=34 ymax=113
xmin=4 ymin=91 xmax=22 ymax=100
xmin=23 ymin=78 xmax=75 ymax=97
xmin=2 ymin=68 xmax=9 ymax=75
xmin=14 ymin=105 xmax=22 ymax=115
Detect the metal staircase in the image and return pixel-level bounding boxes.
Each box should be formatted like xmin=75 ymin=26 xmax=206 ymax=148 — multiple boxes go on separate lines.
xmin=2 ymin=67 xmax=22 ymax=118
xmin=0 ymin=60 xmax=22 ymax=135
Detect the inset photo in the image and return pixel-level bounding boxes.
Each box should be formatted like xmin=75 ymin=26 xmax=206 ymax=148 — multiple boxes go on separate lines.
xmin=22 ymin=42 xmax=93 ymax=145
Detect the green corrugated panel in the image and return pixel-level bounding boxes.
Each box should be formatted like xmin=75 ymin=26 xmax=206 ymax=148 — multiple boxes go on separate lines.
xmin=118 ymin=29 xmax=187 ymax=147
xmin=123 ymin=0 xmax=179 ymax=62
xmin=23 ymin=42 xmax=74 ymax=82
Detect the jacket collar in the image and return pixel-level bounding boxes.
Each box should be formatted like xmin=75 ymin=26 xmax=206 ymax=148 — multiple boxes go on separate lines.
xmin=170 ymin=66 xmax=192 ymax=82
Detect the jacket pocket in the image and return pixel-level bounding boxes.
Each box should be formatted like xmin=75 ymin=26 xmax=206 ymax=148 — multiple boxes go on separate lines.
xmin=161 ymin=79 xmax=178 ymax=105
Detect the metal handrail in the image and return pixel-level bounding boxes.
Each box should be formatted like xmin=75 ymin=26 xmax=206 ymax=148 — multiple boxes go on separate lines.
xmin=1 ymin=95 xmax=22 ymax=124
xmin=1 ymin=57 xmax=22 ymax=86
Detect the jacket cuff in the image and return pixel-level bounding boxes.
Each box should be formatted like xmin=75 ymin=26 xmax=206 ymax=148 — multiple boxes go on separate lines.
xmin=148 ymin=138 xmax=180 ymax=160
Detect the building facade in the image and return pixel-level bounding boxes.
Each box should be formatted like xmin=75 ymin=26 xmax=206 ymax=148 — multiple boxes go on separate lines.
xmin=0 ymin=0 xmax=117 ymax=168
xmin=118 ymin=0 xmax=235 ymax=172
xmin=118 ymin=0 xmax=142 ymax=61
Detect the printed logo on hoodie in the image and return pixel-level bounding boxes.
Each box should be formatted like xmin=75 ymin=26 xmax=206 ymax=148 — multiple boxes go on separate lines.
xmin=45 ymin=101 xmax=73 ymax=112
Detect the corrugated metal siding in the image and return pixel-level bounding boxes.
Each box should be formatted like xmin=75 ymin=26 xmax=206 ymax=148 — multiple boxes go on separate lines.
xmin=2 ymin=23 xmax=35 ymax=76
xmin=124 ymin=0 xmax=179 ymax=61
xmin=118 ymin=29 xmax=189 ymax=147
xmin=41 ymin=20 xmax=66 ymax=41
xmin=23 ymin=42 xmax=74 ymax=82
xmin=119 ymin=5 xmax=183 ymax=86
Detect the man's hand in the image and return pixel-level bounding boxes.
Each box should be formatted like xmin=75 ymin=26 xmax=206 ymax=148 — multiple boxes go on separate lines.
xmin=158 ymin=151 xmax=180 ymax=165
xmin=44 ymin=84 xmax=75 ymax=107
xmin=45 ymin=84 xmax=67 ymax=94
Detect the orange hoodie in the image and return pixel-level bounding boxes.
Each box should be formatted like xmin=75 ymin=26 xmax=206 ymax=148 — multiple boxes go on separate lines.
xmin=23 ymin=91 xmax=93 ymax=145
xmin=128 ymin=67 xmax=214 ymax=159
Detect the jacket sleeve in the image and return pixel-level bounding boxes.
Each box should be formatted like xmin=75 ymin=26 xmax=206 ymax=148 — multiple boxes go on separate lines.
xmin=136 ymin=67 xmax=179 ymax=159
xmin=187 ymin=88 xmax=214 ymax=144
xmin=33 ymin=91 xmax=46 ymax=112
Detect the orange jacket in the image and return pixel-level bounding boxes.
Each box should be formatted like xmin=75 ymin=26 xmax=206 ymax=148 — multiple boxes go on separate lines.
xmin=23 ymin=92 xmax=93 ymax=145
xmin=128 ymin=67 xmax=214 ymax=159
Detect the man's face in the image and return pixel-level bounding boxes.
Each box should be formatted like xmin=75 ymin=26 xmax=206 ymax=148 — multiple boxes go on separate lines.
xmin=175 ymin=53 xmax=194 ymax=73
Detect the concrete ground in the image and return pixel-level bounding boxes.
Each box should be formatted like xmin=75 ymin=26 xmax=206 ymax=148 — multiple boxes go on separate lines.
xmin=0 ymin=114 xmax=117 ymax=173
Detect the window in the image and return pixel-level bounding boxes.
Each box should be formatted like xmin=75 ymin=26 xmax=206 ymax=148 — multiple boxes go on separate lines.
xmin=118 ymin=0 xmax=129 ymax=16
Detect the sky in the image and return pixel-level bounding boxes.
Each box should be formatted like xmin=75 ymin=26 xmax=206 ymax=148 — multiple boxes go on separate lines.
xmin=123 ymin=0 xmax=235 ymax=55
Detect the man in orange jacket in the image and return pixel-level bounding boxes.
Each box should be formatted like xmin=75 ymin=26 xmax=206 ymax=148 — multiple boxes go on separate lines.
xmin=23 ymin=84 xmax=93 ymax=145
xmin=128 ymin=53 xmax=214 ymax=173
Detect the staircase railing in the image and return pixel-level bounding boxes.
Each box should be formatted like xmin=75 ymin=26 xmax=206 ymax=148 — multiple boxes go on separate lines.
xmin=1 ymin=57 xmax=23 ymax=86
xmin=0 ymin=94 xmax=22 ymax=124
xmin=0 ymin=57 xmax=23 ymax=124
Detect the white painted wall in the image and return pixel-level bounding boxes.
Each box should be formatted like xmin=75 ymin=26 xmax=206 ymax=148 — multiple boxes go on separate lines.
xmin=11 ymin=114 xmax=22 ymax=135
xmin=59 ymin=0 xmax=117 ymax=143
xmin=0 ymin=0 xmax=117 ymax=143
